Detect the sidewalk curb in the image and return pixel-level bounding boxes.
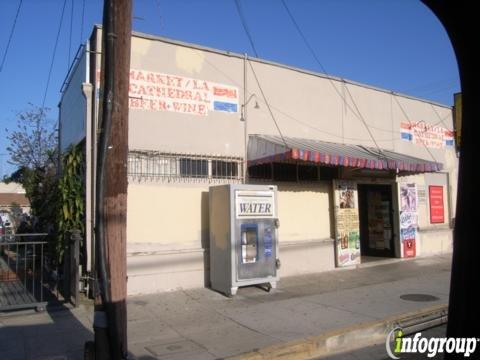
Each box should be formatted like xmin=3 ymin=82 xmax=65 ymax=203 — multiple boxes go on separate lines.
xmin=225 ymin=303 xmax=448 ymax=360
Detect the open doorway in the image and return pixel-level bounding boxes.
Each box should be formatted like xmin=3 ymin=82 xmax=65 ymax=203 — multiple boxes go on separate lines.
xmin=358 ymin=184 xmax=395 ymax=259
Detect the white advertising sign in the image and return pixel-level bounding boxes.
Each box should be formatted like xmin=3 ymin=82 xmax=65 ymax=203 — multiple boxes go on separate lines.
xmin=235 ymin=190 xmax=275 ymax=219
xmin=128 ymin=69 xmax=239 ymax=116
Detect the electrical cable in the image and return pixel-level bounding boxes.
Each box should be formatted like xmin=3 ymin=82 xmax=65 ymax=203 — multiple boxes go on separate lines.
xmin=233 ymin=0 xmax=259 ymax=57
xmin=188 ymin=35 xmax=445 ymax=145
xmin=430 ymin=103 xmax=451 ymax=129
xmin=80 ymin=0 xmax=86 ymax=43
xmin=0 ymin=0 xmax=24 ymax=73
xmin=248 ymin=60 xmax=288 ymax=148
xmin=392 ymin=95 xmax=439 ymax=164
xmin=42 ymin=0 xmax=68 ymax=108
xmin=343 ymin=83 xmax=385 ymax=156
xmin=68 ymin=0 xmax=74 ymax=66
xmin=154 ymin=0 xmax=165 ymax=31
xmin=95 ymin=0 xmax=114 ymax=306
xmin=280 ymin=0 xmax=389 ymax=156
xmin=195 ymin=50 xmax=397 ymax=142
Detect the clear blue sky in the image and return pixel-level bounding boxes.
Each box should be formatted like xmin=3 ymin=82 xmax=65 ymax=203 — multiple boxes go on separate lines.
xmin=0 ymin=0 xmax=460 ymax=177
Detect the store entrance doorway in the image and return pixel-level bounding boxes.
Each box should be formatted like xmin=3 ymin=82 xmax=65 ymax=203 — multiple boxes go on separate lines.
xmin=358 ymin=184 xmax=395 ymax=258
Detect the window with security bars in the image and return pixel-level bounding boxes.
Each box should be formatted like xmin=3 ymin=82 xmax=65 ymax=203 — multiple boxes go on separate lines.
xmin=211 ymin=160 xmax=239 ymax=179
xmin=128 ymin=150 xmax=243 ymax=182
xmin=180 ymin=158 xmax=208 ymax=177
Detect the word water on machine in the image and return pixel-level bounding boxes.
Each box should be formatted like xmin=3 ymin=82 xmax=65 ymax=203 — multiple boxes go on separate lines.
xmin=209 ymin=184 xmax=280 ymax=296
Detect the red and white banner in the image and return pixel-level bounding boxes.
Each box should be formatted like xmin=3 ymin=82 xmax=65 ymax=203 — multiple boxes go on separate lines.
xmin=400 ymin=121 xmax=454 ymax=149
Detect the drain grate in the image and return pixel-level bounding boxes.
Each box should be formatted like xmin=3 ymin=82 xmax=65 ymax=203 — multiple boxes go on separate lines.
xmin=400 ymin=293 xmax=440 ymax=302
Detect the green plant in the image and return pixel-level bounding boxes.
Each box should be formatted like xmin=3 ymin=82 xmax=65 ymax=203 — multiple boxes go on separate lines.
xmin=57 ymin=145 xmax=85 ymax=263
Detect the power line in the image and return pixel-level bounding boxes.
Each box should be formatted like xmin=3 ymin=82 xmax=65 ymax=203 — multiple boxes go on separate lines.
xmin=0 ymin=0 xmax=24 ymax=73
xmin=187 ymin=33 xmax=445 ymax=145
xmin=68 ymin=0 xmax=74 ymax=66
xmin=280 ymin=0 xmax=386 ymax=157
xmin=154 ymin=0 xmax=165 ymax=31
xmin=392 ymin=95 xmax=439 ymax=164
xmin=196 ymin=50 xmax=397 ymax=142
xmin=80 ymin=0 xmax=86 ymax=43
xmin=430 ymin=103 xmax=452 ymax=129
xmin=343 ymin=83 xmax=384 ymax=154
xmin=42 ymin=0 xmax=68 ymax=109
xmin=280 ymin=0 xmax=327 ymax=75
xmin=248 ymin=60 xmax=288 ymax=147
xmin=233 ymin=0 xmax=259 ymax=57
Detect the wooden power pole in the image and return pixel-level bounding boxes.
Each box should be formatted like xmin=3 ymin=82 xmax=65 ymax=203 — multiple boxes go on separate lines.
xmin=91 ymin=0 xmax=131 ymax=358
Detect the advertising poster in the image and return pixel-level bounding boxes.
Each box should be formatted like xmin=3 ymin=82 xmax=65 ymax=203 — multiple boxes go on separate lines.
xmin=399 ymin=183 xmax=417 ymax=258
xmin=333 ymin=180 xmax=361 ymax=267
xmin=429 ymin=185 xmax=445 ymax=224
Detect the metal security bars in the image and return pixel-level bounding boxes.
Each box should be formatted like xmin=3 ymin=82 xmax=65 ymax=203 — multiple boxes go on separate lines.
xmin=0 ymin=235 xmax=48 ymax=312
xmin=128 ymin=150 xmax=244 ymax=183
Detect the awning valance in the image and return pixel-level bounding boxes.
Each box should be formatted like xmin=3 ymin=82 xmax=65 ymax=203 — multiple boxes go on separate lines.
xmin=248 ymin=134 xmax=442 ymax=173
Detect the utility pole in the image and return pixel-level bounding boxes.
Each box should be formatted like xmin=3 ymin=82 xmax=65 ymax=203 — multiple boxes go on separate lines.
xmin=88 ymin=0 xmax=131 ymax=359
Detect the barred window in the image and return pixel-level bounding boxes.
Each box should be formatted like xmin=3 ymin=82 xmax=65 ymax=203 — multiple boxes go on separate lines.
xmin=180 ymin=158 xmax=208 ymax=177
xmin=212 ymin=160 xmax=238 ymax=179
xmin=128 ymin=152 xmax=179 ymax=178
xmin=128 ymin=150 xmax=243 ymax=182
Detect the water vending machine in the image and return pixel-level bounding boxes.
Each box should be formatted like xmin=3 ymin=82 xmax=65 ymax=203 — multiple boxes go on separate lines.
xmin=209 ymin=184 xmax=280 ymax=296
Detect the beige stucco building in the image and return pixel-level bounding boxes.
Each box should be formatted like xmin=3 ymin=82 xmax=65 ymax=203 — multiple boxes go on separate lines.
xmin=0 ymin=182 xmax=30 ymax=224
xmin=59 ymin=26 xmax=457 ymax=295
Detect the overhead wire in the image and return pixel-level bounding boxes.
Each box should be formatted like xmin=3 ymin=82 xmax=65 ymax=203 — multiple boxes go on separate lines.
xmin=343 ymin=83 xmax=384 ymax=153
xmin=280 ymin=0 xmax=387 ymax=158
xmin=194 ymin=49 xmax=396 ymax=143
xmin=248 ymin=60 xmax=288 ymax=147
xmin=233 ymin=0 xmax=259 ymax=57
xmin=281 ymin=0 xmax=451 ymax=166
xmin=430 ymin=103 xmax=451 ymax=129
xmin=392 ymin=95 xmax=439 ymax=164
xmin=0 ymin=0 xmax=24 ymax=73
xmin=187 ymin=25 xmax=446 ymax=146
xmin=154 ymin=0 xmax=165 ymax=31
xmin=42 ymin=0 xmax=68 ymax=108
xmin=68 ymin=0 xmax=74 ymax=66
xmin=80 ymin=0 xmax=86 ymax=43
xmin=231 ymin=0 xmax=287 ymax=147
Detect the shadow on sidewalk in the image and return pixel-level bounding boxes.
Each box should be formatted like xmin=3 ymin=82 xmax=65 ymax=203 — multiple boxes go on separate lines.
xmin=0 ymin=303 xmax=93 ymax=360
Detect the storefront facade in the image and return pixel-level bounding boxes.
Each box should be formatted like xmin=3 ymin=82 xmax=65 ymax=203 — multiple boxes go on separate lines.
xmin=59 ymin=26 xmax=457 ymax=295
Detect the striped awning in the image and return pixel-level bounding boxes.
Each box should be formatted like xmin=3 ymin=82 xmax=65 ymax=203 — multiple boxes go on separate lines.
xmin=248 ymin=134 xmax=443 ymax=173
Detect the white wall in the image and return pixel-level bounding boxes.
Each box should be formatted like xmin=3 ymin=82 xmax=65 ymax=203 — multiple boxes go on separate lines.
xmin=59 ymin=49 xmax=88 ymax=152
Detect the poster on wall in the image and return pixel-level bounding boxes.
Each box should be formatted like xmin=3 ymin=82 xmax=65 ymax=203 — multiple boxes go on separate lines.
xmin=333 ymin=180 xmax=361 ymax=267
xmin=429 ymin=185 xmax=445 ymax=224
xmin=399 ymin=183 xmax=418 ymax=258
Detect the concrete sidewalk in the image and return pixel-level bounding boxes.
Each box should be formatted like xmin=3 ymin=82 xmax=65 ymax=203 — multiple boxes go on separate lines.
xmin=0 ymin=254 xmax=451 ymax=359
